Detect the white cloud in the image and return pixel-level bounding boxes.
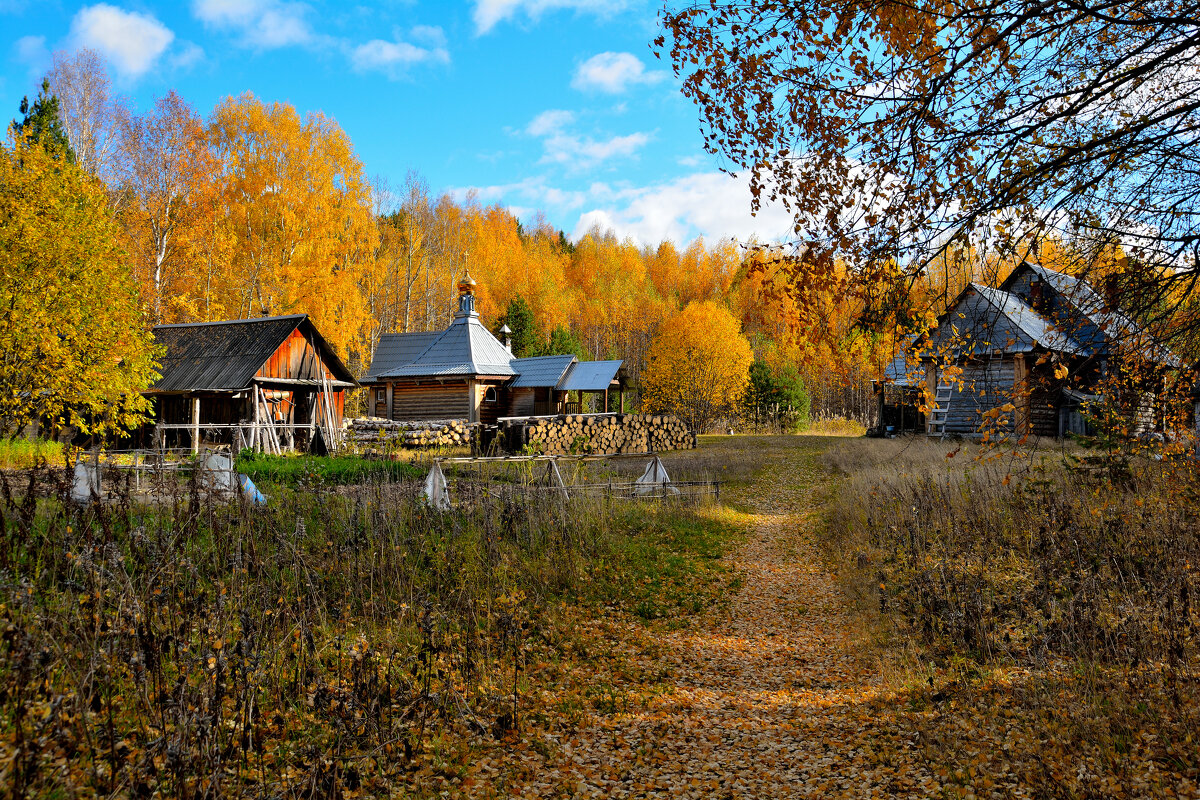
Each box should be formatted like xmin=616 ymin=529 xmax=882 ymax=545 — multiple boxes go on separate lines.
xmin=523 ymin=109 xmax=650 ymax=169
xmin=192 ymin=0 xmax=312 ymax=48
xmin=351 ymin=38 xmax=449 ymax=76
xmin=457 ymin=171 xmax=796 ymax=247
xmin=11 ymin=34 xmax=49 ymax=76
xmin=471 ymin=0 xmax=628 ymax=35
xmin=455 ymin=176 xmax=587 ymax=212
xmin=70 ymin=4 xmax=174 ymax=79
xmin=409 ymin=25 xmax=446 ymax=48
xmin=570 ymin=171 xmax=796 ymax=246
xmin=526 ymin=109 xmax=574 ymax=136
xmin=194 ymin=2 xmax=451 ymax=76
xmin=171 ymin=41 xmax=206 ymax=70
xmin=571 ymin=52 xmax=664 ymax=94
xmin=542 ymin=130 xmax=650 ymax=167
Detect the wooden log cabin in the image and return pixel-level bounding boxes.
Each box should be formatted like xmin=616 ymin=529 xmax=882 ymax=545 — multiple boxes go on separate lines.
xmin=871 ymin=337 xmax=926 ymax=435
xmin=918 ymin=260 xmax=1179 ymax=438
xmin=144 ymin=314 xmax=358 ymax=451
xmin=362 ymin=274 xmax=624 ymax=424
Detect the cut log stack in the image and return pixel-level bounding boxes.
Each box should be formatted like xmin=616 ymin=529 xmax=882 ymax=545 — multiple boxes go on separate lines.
xmin=347 ymin=418 xmax=475 ymax=449
xmin=503 ymin=414 xmax=694 ymax=455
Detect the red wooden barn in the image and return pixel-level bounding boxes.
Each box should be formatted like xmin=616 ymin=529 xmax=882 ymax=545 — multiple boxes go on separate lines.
xmin=143 ymin=314 xmax=358 ymax=451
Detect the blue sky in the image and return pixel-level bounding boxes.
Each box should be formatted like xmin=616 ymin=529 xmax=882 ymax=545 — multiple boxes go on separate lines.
xmin=0 ymin=0 xmax=795 ymax=246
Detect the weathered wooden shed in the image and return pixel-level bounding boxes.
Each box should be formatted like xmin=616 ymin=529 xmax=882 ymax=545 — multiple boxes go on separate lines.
xmin=362 ymin=274 xmax=624 ymax=423
xmin=918 ymin=261 xmax=1177 ymax=438
xmin=871 ymin=338 xmax=926 ymax=435
xmin=144 ymin=314 xmax=357 ymax=451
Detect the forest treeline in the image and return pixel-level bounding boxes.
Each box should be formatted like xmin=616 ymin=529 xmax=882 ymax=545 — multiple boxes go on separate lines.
xmin=19 ymin=48 xmax=908 ymax=422
xmin=23 ymin=48 xmax=1158 ymax=424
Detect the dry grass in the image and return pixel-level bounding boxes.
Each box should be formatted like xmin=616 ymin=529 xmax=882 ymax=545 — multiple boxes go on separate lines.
xmin=803 ymin=415 xmax=867 ymax=437
xmin=818 ymin=435 xmax=1200 ymax=796
xmin=0 ymin=459 xmax=739 ymax=799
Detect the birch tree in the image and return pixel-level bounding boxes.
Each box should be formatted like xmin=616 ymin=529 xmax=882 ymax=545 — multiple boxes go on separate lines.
xmin=641 ymin=301 xmax=752 ymax=431
xmin=46 ymin=48 xmax=124 ymax=181
xmin=659 ymin=1 xmax=1200 ymax=331
xmin=0 ymin=132 xmax=158 ymax=436
xmin=208 ymin=93 xmax=378 ymax=360
xmin=117 ymin=91 xmax=216 ymax=324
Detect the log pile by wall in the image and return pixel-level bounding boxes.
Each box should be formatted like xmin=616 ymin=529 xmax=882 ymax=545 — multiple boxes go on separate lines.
xmin=347 ymin=418 xmax=476 ymax=449
xmin=499 ymin=414 xmax=694 ymax=455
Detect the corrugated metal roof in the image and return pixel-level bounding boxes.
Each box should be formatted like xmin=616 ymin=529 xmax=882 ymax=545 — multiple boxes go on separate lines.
xmin=883 ymin=335 xmax=920 ymax=387
xmin=1022 ymin=263 xmax=1180 ymax=365
xmin=364 ymin=332 xmax=439 ymax=380
xmin=1026 ymin=263 xmax=1128 ymax=348
xmin=375 ymin=309 xmax=517 ymax=378
xmin=557 ymin=360 xmax=622 ymax=391
xmin=510 ymin=355 xmax=576 ymax=388
xmin=150 ymin=314 xmax=356 ymax=392
xmin=974 ymin=285 xmax=1086 ymax=355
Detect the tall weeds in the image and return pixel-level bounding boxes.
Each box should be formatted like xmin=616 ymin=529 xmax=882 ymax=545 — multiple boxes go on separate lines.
xmin=822 ymin=437 xmax=1200 ymax=793
xmin=0 ymin=462 xmax=697 ymax=797
xmin=825 ymin=440 xmax=1199 ymax=672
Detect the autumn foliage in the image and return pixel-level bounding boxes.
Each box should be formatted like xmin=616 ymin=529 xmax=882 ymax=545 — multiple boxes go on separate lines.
xmin=18 ymin=50 xmax=909 ymax=427
xmin=642 ymin=301 xmax=753 ymax=431
xmin=0 ymin=132 xmax=158 ymax=436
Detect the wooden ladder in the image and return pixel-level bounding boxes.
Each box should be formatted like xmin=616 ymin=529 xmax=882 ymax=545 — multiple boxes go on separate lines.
xmin=929 ymin=372 xmax=955 ymax=437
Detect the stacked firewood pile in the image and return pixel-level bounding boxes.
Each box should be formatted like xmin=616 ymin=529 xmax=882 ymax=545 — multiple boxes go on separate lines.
xmin=347 ymin=418 xmax=475 ymax=449
xmin=502 ymin=414 xmax=694 ymax=455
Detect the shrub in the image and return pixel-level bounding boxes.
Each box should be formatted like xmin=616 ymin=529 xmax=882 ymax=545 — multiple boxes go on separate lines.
xmin=0 ymin=459 xmax=732 ymax=797
xmin=0 ymin=437 xmax=64 ymax=469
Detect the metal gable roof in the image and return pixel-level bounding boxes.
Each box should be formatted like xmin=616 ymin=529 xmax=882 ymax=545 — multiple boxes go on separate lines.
xmin=883 ymin=335 xmax=921 ymax=387
xmin=973 ymin=284 xmax=1087 ymax=355
xmin=557 ymin=360 xmax=622 ymax=391
xmin=1003 ymin=261 xmax=1180 ymax=365
xmin=151 ymin=315 xmax=305 ymax=392
xmin=377 ymin=314 xmax=517 ymax=378
xmin=364 ymin=332 xmax=439 ymax=381
xmin=149 ymin=314 xmax=357 ymax=393
xmin=510 ymin=355 xmax=576 ymax=388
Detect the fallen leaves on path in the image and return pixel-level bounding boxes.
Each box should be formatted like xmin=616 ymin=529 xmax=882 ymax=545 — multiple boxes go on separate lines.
xmin=465 ymin=438 xmax=935 ymax=798
xmin=464 ymin=436 xmax=1198 ymax=799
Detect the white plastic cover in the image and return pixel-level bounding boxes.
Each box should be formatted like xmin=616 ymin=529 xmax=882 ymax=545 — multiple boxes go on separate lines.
xmin=202 ymin=453 xmax=236 ymax=492
xmin=71 ymin=457 xmax=100 ymax=503
xmin=423 ymin=462 xmax=451 ymax=510
xmin=635 ymin=456 xmax=679 ymax=496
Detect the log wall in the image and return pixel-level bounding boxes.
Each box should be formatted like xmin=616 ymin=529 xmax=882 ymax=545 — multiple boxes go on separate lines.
xmin=498 ymin=413 xmax=694 ymax=455
xmin=391 ymin=382 xmax=470 ymax=422
xmin=941 ymin=359 xmax=1018 ymax=436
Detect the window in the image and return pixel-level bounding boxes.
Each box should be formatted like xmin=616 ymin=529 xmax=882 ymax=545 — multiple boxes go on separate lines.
xmin=484 ymin=387 xmax=498 ymax=403
xmin=375 ymin=388 xmax=386 ymax=404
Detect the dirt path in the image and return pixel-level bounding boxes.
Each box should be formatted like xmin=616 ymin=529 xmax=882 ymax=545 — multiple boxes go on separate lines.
xmin=485 ymin=437 xmax=935 ymax=798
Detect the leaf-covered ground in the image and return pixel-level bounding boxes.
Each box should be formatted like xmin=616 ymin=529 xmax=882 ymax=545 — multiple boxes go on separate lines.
xmin=458 ymin=435 xmax=1197 ymax=799
xmin=457 ymin=436 xmax=925 ymax=797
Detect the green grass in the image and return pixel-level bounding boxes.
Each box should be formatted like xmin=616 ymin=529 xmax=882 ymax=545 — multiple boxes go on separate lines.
xmin=0 ymin=438 xmax=64 ymax=469
xmin=235 ymin=450 xmax=422 ymax=486
xmin=589 ymin=504 xmax=745 ymax=622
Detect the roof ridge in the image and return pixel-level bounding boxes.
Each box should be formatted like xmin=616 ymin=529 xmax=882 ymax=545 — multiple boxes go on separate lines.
xmin=153 ymin=313 xmax=307 ymax=330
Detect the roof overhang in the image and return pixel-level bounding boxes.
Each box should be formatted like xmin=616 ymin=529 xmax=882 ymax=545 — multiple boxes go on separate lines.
xmin=252 ymin=376 xmax=358 ymax=389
